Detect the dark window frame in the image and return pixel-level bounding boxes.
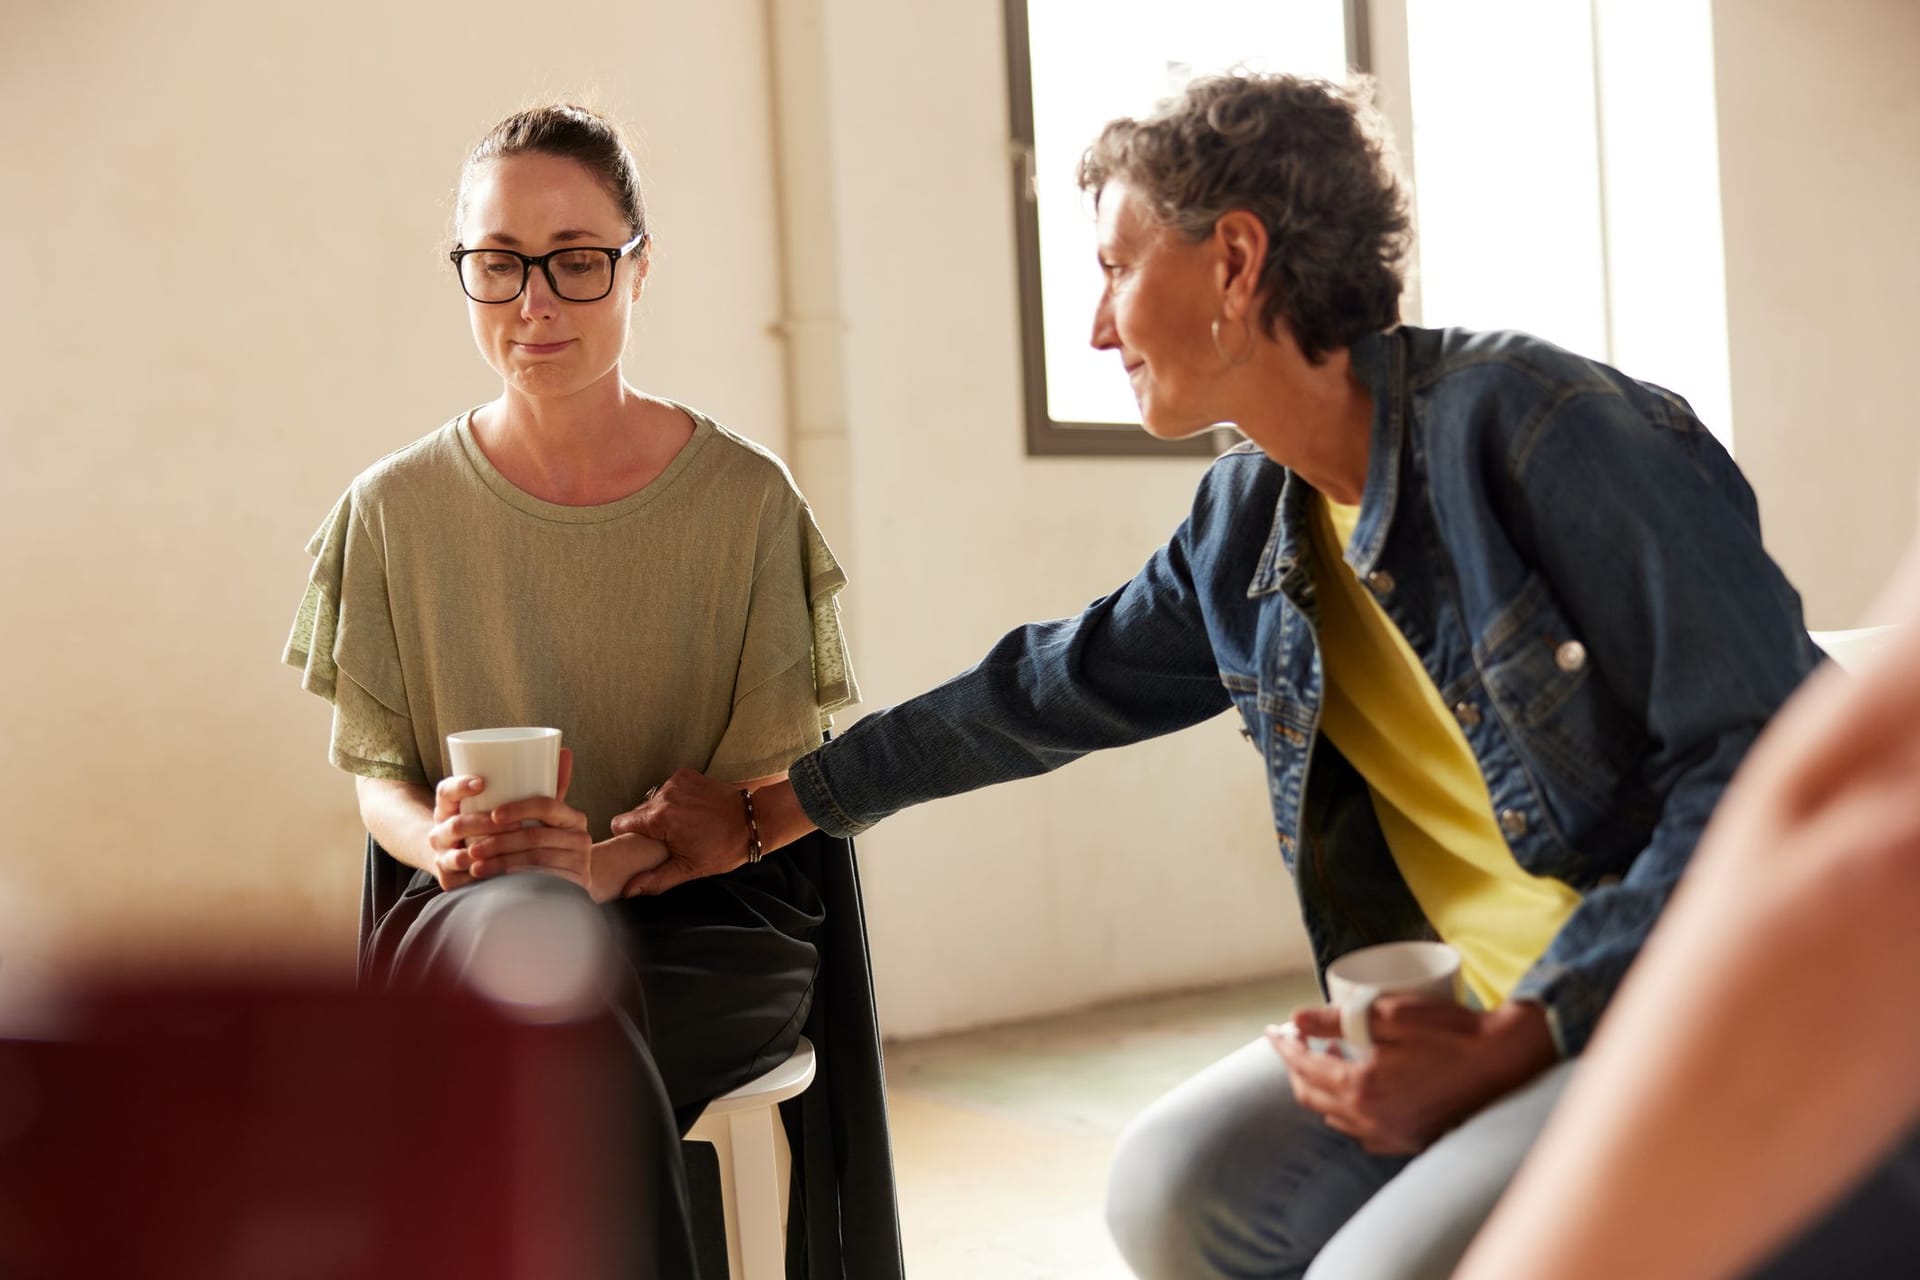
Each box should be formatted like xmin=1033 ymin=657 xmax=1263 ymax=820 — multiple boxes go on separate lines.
xmin=1004 ymin=0 xmax=1371 ymax=457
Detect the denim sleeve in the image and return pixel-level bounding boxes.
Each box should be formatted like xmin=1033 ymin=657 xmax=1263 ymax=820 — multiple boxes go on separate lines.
xmin=1504 ymin=392 xmax=1816 ymax=1056
xmin=789 ymin=512 xmax=1232 ymax=837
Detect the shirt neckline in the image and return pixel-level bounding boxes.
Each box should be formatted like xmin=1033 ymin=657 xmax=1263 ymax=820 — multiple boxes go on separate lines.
xmin=452 ymin=400 xmax=715 ymax=525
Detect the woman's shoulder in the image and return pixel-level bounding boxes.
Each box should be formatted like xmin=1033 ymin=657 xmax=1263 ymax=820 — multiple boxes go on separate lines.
xmin=324 ymin=416 xmax=488 ymax=533
xmin=301 ymin=416 xmax=468 ymax=557
xmin=674 ymin=403 xmax=808 ymax=507
xmin=347 ymin=415 xmax=470 ymax=503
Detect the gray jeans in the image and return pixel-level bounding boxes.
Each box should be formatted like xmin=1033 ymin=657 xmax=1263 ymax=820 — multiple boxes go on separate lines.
xmin=1105 ymin=1038 xmax=1573 ymax=1280
xmin=1107 ymin=1038 xmax=1920 ymax=1280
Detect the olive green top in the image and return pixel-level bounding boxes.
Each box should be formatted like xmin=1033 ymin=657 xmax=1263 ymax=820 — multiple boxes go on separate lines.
xmin=283 ymin=403 xmax=857 ymax=839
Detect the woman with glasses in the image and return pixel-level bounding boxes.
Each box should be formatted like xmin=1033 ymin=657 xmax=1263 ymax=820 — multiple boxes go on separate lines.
xmin=283 ymin=103 xmax=858 ymax=1273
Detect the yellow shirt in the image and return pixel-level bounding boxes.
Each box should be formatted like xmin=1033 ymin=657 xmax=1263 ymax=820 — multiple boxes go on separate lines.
xmin=1309 ymin=494 xmax=1580 ymax=1006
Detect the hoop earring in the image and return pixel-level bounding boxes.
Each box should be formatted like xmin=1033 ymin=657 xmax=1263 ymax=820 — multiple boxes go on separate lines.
xmin=1211 ymin=315 xmax=1255 ymax=368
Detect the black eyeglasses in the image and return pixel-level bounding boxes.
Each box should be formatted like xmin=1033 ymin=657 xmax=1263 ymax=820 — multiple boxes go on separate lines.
xmin=450 ymin=232 xmax=649 ymax=303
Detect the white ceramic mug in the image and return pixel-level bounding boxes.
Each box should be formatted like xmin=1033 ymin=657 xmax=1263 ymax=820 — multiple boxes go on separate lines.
xmin=1324 ymin=940 xmax=1462 ymax=1057
xmin=445 ymin=727 xmax=562 ymax=822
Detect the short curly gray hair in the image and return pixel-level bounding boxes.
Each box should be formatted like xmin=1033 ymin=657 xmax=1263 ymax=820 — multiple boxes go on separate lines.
xmin=1079 ymin=71 xmax=1410 ymax=363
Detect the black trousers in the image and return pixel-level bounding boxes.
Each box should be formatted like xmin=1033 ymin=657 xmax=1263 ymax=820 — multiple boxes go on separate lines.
xmin=1747 ymin=1126 xmax=1920 ymax=1279
xmin=374 ymin=859 xmax=824 ymax=1276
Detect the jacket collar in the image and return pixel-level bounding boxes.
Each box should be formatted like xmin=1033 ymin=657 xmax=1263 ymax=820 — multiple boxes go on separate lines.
xmin=1247 ymin=327 xmax=1407 ymax=599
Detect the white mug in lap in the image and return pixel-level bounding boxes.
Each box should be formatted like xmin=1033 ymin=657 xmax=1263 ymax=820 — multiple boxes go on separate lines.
xmin=1324 ymin=941 xmax=1463 ymax=1057
xmin=447 ymin=726 xmax=562 ymax=827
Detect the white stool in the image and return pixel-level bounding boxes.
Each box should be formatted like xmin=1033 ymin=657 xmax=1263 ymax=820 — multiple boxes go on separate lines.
xmin=686 ymin=1036 xmax=817 ymax=1280
xmin=1810 ymin=625 xmax=1899 ymax=674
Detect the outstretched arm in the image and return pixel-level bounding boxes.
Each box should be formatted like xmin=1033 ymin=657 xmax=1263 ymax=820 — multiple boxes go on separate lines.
xmin=612 ymin=771 xmax=807 ymax=897
xmin=615 ymin=476 xmax=1249 ymax=891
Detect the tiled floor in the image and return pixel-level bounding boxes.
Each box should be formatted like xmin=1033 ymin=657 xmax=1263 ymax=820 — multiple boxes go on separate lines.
xmin=884 ymin=972 xmax=1324 ymax=1279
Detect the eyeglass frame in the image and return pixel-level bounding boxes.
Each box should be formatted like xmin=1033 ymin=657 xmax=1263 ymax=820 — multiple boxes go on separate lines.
xmin=449 ymin=231 xmax=650 ymax=304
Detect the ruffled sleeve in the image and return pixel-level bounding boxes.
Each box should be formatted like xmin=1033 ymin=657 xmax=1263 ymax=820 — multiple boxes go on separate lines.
xmin=707 ymin=500 xmax=860 ymax=781
xmin=803 ymin=504 xmax=859 ymax=717
xmin=282 ymin=488 xmax=425 ymax=783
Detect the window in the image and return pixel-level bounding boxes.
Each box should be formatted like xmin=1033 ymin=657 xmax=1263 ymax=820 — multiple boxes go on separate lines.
xmin=1004 ymin=0 xmax=1732 ymax=456
xmin=1004 ymin=0 xmax=1365 ymax=457
xmin=1399 ymin=1 xmax=1611 ymax=359
xmin=1390 ymin=0 xmax=1732 ymax=446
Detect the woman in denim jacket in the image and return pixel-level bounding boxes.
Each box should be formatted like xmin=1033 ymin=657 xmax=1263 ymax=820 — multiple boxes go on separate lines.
xmin=615 ymin=73 xmax=1828 ymax=1278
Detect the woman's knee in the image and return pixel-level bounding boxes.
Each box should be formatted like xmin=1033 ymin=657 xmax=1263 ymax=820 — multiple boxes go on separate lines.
xmin=396 ymin=874 xmax=617 ymax=1014
xmin=1304 ymin=1061 xmax=1580 ymax=1280
xmin=1106 ymin=1104 xmax=1247 ymax=1277
xmin=1105 ymin=1040 xmax=1345 ymax=1280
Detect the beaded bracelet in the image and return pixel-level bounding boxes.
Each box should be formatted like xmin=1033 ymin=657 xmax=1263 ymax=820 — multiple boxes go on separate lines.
xmin=740 ymin=788 xmax=763 ymax=864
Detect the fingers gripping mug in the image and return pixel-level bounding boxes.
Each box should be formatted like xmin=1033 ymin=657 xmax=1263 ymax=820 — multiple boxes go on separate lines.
xmin=446 ymin=727 xmax=562 ymax=825
xmin=1324 ymin=941 xmax=1463 ymax=1057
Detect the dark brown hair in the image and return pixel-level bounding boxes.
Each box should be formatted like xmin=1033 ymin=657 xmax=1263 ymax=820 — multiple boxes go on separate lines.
xmin=454 ymin=103 xmax=648 ymax=245
xmin=1079 ymin=72 xmax=1410 ymax=363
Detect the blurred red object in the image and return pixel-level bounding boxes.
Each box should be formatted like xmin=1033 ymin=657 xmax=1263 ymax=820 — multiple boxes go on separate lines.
xmin=0 ymin=978 xmax=636 ymax=1279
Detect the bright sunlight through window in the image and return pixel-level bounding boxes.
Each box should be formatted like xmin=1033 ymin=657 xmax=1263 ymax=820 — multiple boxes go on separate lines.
xmin=1026 ymin=0 xmax=1351 ymax=429
xmin=1011 ymin=0 xmax=1733 ymax=451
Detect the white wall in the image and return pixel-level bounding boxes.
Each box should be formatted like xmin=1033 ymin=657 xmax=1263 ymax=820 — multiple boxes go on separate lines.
xmin=1712 ymin=0 xmax=1920 ymax=626
xmin=0 ymin=0 xmax=790 ymax=964
xmin=812 ymin=0 xmax=1308 ymax=1039
xmin=0 ymin=0 xmax=1305 ymax=1032
xmin=5 ymin=0 xmax=1913 ymax=1041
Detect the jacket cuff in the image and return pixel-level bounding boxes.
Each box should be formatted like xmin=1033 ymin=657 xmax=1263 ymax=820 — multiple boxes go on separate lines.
xmin=1510 ymin=961 xmax=1602 ymax=1059
xmin=790 ymin=748 xmax=874 ymax=838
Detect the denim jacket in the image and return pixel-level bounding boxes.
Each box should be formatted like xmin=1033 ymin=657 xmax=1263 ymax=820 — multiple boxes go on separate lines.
xmin=792 ymin=325 xmax=1815 ymax=1056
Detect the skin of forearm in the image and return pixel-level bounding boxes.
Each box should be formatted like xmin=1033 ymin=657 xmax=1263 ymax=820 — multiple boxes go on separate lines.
xmin=712 ymin=773 xmax=820 ymax=858
xmin=1481 ymin=999 xmax=1559 ymax=1091
xmin=355 ymin=775 xmax=440 ymax=874
xmin=1459 ymin=810 xmax=1920 ymax=1280
xmin=749 ymin=778 xmax=820 ymax=855
xmin=1466 ymin=529 xmax=1920 ymax=1280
